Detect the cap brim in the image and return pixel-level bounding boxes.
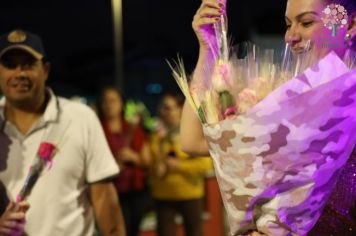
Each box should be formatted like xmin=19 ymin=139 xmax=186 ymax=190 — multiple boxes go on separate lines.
xmin=0 ymin=45 xmax=43 ymax=60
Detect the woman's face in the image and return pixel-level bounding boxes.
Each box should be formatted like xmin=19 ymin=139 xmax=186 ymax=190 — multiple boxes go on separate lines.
xmin=159 ymin=96 xmax=182 ymax=127
xmin=101 ymin=89 xmax=123 ymax=119
xmin=285 ymin=0 xmax=349 ymax=58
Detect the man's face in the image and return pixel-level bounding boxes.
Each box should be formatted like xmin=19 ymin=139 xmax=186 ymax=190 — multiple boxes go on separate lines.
xmin=0 ymin=49 xmax=49 ymax=106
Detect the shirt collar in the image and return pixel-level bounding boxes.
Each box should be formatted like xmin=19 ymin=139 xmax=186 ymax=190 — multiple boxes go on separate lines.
xmin=0 ymin=88 xmax=59 ymax=124
xmin=43 ymin=89 xmax=60 ymax=123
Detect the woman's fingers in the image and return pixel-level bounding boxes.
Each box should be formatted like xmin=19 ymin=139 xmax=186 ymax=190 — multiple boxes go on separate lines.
xmin=193 ymin=0 xmax=225 ymax=31
xmin=194 ymin=18 xmax=219 ymax=29
xmin=201 ymin=0 xmax=225 ymax=10
xmin=196 ymin=1 xmax=224 ymax=19
xmin=194 ymin=8 xmax=222 ymax=23
xmin=193 ymin=9 xmax=221 ymax=31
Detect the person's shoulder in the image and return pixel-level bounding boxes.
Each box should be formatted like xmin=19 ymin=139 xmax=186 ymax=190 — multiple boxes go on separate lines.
xmin=57 ymin=97 xmax=97 ymax=117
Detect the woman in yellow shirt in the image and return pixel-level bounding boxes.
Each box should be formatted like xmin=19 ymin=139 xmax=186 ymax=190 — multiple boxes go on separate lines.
xmin=150 ymin=92 xmax=213 ymax=236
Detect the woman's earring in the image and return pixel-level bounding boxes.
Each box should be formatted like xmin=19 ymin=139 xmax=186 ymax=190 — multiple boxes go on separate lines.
xmin=345 ymin=33 xmax=351 ymax=40
xmin=345 ymin=33 xmax=353 ymax=46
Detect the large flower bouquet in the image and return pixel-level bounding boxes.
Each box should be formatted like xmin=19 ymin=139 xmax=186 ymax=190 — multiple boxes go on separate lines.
xmin=170 ymin=4 xmax=356 ymax=236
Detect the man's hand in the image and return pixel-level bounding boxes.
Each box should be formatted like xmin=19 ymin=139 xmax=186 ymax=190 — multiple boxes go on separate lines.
xmin=0 ymin=201 xmax=29 ymax=236
xmin=165 ymin=158 xmax=180 ymax=172
xmin=152 ymin=162 xmax=167 ymax=179
xmin=118 ymin=147 xmax=139 ymax=164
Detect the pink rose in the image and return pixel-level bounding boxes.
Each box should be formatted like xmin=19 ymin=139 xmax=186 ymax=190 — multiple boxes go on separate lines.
xmin=37 ymin=142 xmax=56 ymax=161
xmin=237 ymin=88 xmax=258 ymax=113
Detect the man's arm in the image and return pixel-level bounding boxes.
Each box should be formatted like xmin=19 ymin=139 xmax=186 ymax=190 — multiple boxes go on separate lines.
xmin=90 ymin=181 xmax=126 ymax=236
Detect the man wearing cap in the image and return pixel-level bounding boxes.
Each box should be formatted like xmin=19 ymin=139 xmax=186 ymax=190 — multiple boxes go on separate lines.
xmin=0 ymin=29 xmax=126 ymax=235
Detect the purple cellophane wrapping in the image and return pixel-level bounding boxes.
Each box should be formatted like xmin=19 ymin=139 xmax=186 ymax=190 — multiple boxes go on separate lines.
xmin=202 ymin=52 xmax=356 ymax=235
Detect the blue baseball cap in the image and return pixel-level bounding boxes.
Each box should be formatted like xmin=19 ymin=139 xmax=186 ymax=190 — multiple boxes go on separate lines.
xmin=0 ymin=29 xmax=46 ymax=60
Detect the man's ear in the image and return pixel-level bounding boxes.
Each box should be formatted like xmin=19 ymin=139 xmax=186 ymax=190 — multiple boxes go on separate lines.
xmin=43 ymin=61 xmax=51 ymax=81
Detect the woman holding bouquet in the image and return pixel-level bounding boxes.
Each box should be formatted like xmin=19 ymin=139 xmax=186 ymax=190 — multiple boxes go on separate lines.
xmin=182 ymin=0 xmax=355 ymax=155
xmin=179 ymin=0 xmax=355 ymax=235
xmin=98 ymin=87 xmax=152 ymax=236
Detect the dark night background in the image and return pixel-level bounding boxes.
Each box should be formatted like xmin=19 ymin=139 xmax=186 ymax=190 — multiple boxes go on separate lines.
xmin=0 ymin=0 xmax=287 ymax=113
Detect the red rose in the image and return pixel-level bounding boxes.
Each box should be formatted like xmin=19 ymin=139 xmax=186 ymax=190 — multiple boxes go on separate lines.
xmin=37 ymin=142 xmax=56 ymax=161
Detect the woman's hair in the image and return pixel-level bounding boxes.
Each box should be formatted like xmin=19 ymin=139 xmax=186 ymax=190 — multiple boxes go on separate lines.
xmin=160 ymin=91 xmax=185 ymax=108
xmin=96 ymin=86 xmax=125 ymax=120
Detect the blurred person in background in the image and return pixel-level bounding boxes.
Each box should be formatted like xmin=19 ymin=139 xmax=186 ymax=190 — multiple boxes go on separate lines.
xmin=98 ymin=87 xmax=152 ymax=236
xmin=0 ymin=29 xmax=125 ymax=236
xmin=149 ymin=92 xmax=213 ymax=236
